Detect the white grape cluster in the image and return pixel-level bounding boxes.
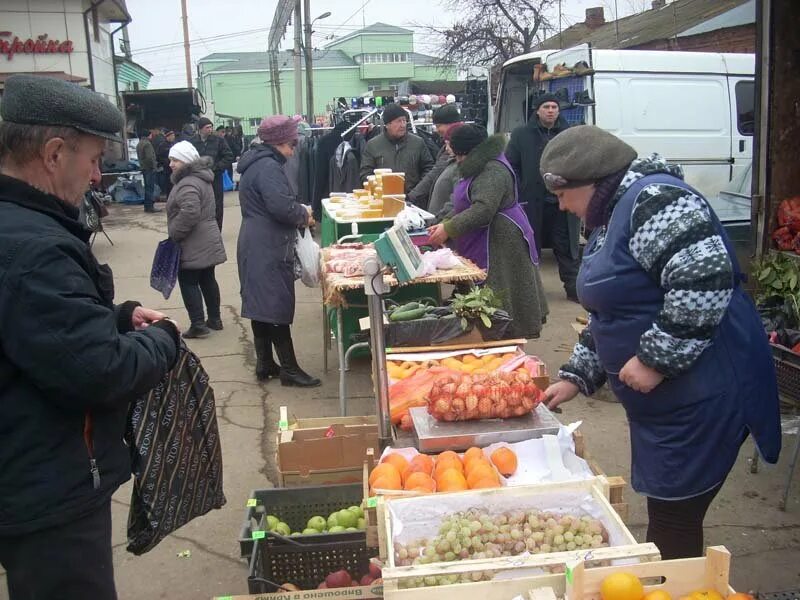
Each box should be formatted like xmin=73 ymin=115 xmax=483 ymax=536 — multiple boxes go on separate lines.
xmin=393 ymin=508 xmax=609 ymax=588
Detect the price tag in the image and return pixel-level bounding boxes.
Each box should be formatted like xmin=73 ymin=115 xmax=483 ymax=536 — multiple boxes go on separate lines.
xmin=246 ymin=498 xmax=257 ymax=508
xmin=217 ymin=596 xmax=233 ymax=600
xmin=251 ymin=530 xmax=266 ymax=540
xmin=566 ymin=564 xmax=574 ymax=585
xmin=325 ymin=425 xmax=336 ymax=438
xmin=278 ymin=420 xmax=288 ymax=430
xmin=366 ymin=496 xmax=378 ymax=508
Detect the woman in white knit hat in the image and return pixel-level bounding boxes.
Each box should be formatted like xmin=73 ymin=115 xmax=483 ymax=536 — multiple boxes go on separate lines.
xmin=166 ymin=140 xmax=227 ymax=338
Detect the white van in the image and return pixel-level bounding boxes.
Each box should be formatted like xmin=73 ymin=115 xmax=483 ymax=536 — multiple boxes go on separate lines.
xmin=494 ymin=44 xmax=755 ymax=199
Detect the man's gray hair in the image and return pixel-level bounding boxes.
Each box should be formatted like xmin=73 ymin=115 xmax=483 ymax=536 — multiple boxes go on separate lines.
xmin=0 ymin=122 xmax=82 ymax=168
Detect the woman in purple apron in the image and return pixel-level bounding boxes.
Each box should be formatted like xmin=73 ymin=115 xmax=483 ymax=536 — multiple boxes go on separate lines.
xmin=427 ymin=125 xmax=548 ymax=338
xmin=539 ymin=126 xmax=781 ymax=559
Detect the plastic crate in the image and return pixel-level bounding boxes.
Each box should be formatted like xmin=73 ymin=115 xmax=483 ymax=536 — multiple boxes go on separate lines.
xmin=247 ymin=533 xmax=375 ymax=593
xmin=772 ymin=343 xmax=800 ymax=404
xmin=239 ymin=483 xmax=365 ymax=558
xmin=759 ymin=591 xmax=800 ymax=600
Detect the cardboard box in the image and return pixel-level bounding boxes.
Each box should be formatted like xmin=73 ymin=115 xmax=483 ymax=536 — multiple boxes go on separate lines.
xmin=213 ymin=585 xmax=382 ymax=600
xmin=276 ymin=407 xmax=379 ymax=487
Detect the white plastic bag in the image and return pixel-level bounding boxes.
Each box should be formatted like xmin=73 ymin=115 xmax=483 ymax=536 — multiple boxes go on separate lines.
xmin=296 ymin=228 xmax=320 ymax=288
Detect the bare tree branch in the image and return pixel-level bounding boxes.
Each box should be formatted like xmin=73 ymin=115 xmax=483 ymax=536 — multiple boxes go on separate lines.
xmin=414 ymin=0 xmax=556 ymax=69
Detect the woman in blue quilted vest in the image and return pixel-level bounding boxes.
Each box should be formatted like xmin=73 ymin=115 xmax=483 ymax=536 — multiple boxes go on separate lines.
xmin=540 ymin=125 xmax=781 ymax=560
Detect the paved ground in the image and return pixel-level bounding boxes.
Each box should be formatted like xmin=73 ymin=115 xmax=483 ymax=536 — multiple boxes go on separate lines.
xmin=2 ymin=192 xmax=800 ymax=599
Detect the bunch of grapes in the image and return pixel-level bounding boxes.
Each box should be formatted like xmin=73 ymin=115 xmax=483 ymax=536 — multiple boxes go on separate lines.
xmin=393 ymin=509 xmax=609 ymax=588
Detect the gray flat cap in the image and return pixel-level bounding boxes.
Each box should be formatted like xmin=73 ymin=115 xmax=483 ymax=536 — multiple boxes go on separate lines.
xmin=1 ymin=74 xmax=124 ymax=142
xmin=540 ymin=125 xmax=637 ymax=190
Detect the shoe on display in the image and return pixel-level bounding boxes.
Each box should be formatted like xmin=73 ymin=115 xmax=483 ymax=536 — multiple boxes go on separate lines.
xmin=552 ymin=63 xmax=574 ymax=78
xmin=573 ymin=89 xmax=596 ymax=106
xmin=553 ymin=87 xmax=572 ymax=107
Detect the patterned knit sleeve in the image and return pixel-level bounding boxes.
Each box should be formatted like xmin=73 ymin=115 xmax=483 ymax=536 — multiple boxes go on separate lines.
xmin=628 ymin=183 xmax=734 ymax=378
xmin=559 ymin=322 xmax=607 ymax=396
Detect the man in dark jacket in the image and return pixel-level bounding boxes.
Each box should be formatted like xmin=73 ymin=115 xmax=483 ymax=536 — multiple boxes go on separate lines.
xmin=0 ymin=74 xmax=180 ymax=600
xmin=407 ymin=104 xmax=462 ymax=209
xmin=506 ymin=93 xmax=581 ymax=301
xmin=360 ymin=103 xmax=434 ymax=192
xmin=191 ymin=116 xmax=233 ymax=229
xmin=136 ymin=128 xmax=159 ymax=213
xmin=156 ymin=129 xmax=176 ymax=199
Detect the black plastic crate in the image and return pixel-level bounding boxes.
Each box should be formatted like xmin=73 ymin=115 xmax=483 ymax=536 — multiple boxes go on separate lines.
xmin=248 ymin=534 xmax=374 ymax=593
xmin=759 ymin=591 xmax=800 ymax=600
xmin=772 ymin=343 xmax=800 ymax=405
xmin=239 ymin=483 xmax=365 ymax=558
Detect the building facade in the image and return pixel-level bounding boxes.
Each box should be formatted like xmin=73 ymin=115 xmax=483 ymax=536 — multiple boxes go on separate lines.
xmin=115 ymin=54 xmax=151 ymax=91
xmin=197 ymin=22 xmax=458 ymax=129
xmin=0 ymin=0 xmax=131 ymax=101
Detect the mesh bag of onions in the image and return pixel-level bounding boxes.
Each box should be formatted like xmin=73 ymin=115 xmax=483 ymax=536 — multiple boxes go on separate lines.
xmin=426 ymin=371 xmax=544 ymax=422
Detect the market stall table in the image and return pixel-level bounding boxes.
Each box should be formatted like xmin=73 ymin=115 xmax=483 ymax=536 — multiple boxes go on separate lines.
xmin=321 ymin=246 xmax=486 ymax=421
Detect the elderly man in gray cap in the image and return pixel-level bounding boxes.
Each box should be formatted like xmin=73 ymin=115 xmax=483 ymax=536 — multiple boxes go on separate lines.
xmin=0 ymin=75 xmax=181 ymax=599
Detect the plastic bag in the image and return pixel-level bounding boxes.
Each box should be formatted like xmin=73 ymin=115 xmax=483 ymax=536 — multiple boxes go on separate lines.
xmin=126 ymin=343 xmax=226 ymax=554
xmin=149 ymin=239 xmax=181 ymax=299
xmin=222 ymin=170 xmax=234 ymax=192
xmin=295 ymin=228 xmax=320 ymax=288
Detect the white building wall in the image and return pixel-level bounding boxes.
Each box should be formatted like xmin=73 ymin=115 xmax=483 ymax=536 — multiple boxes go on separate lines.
xmin=0 ymin=0 xmax=119 ymax=102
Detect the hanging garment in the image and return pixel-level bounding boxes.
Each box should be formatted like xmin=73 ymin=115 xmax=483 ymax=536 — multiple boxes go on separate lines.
xmin=125 ymin=344 xmax=226 ymax=554
xmin=329 ymin=141 xmax=361 ymax=193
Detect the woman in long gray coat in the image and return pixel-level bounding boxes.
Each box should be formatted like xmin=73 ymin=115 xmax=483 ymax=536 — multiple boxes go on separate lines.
xmin=166 ymin=141 xmax=227 ymax=339
xmin=236 ymin=115 xmax=319 ymax=387
xmin=428 ymin=125 xmax=548 ymax=338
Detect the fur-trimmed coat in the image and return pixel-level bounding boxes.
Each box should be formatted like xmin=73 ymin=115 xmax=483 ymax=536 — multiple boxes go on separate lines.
xmin=166 ymin=157 xmax=227 ymax=270
xmin=443 ymin=135 xmax=549 ymax=338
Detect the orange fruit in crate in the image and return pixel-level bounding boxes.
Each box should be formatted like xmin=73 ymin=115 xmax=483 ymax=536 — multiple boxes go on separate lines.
xmin=463 ymin=447 xmax=484 ymax=468
xmin=490 ymin=447 xmax=518 ymax=476
xmin=370 ymin=475 xmax=401 ymax=494
xmin=436 ymin=469 xmax=468 ymax=492
xmin=470 ymin=477 xmax=500 ymax=489
xmin=438 ymin=450 xmax=461 ymax=463
xmin=600 ymin=572 xmax=644 ymax=600
xmin=402 ymin=454 xmax=435 ymax=481
xmin=466 ymin=463 xmax=499 ymax=488
xmin=381 ymin=453 xmax=409 ymax=475
xmin=464 ymin=457 xmax=492 ymax=474
xmin=643 ymin=592 xmax=672 ymax=600
xmin=369 ymin=463 xmax=401 ymax=488
xmin=434 ymin=452 xmax=463 ymax=475
xmin=404 ymin=472 xmax=436 ymax=492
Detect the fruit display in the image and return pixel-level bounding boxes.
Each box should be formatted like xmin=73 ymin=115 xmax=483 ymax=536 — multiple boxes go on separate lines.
xmin=262 ymin=504 xmax=367 ymax=536
xmin=279 ymin=562 xmax=383 ymax=592
xmin=368 ymin=448 xmax=517 ymax=495
xmin=427 ymin=370 xmax=544 ymax=421
xmin=393 ymin=508 xmax=609 ymax=588
xmin=598 ymin=573 xmax=750 ymax=600
xmin=387 ymin=352 xmax=518 ymax=380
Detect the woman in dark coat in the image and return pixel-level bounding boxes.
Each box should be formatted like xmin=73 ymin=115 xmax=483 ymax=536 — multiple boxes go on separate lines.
xmin=541 ymin=126 xmax=781 ymax=559
xmin=166 ymin=141 xmax=227 ymax=338
xmin=236 ymin=115 xmax=319 ymax=387
xmin=427 ymin=125 xmax=548 ymax=338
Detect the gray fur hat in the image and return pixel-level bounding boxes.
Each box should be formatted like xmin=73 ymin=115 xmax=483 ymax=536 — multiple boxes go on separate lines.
xmin=1 ymin=74 xmax=124 ymax=142
xmin=540 ymin=125 xmax=637 ymax=190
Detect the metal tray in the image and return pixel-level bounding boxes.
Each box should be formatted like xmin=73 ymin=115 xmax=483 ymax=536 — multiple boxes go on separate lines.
xmin=410 ymin=403 xmax=561 ymax=453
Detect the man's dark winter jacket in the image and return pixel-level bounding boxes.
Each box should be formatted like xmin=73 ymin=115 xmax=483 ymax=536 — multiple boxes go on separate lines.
xmin=0 ymin=175 xmax=179 ymax=535
xmin=191 ymin=134 xmax=234 ymax=176
xmin=359 ymin=132 xmax=434 ymax=193
xmin=505 ymin=115 xmax=570 ymax=216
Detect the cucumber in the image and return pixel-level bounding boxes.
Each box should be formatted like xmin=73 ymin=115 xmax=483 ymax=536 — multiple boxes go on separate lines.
xmin=389 ymin=307 xmax=428 ymax=322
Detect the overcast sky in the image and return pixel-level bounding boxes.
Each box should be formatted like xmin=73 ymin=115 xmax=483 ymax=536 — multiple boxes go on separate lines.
xmin=125 ymin=0 xmax=661 ymax=89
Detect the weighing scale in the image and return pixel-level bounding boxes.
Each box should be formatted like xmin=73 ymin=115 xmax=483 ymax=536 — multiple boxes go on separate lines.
xmin=374 ymin=225 xmax=423 ymax=282
xmin=409 ymin=404 xmax=562 ymax=453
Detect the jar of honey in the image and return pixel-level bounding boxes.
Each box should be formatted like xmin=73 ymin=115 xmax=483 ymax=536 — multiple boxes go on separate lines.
xmin=382 ymin=172 xmax=405 ymax=195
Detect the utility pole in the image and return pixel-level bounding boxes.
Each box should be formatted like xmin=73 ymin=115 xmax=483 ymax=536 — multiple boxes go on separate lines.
xmin=303 ymin=0 xmax=314 ymax=122
xmin=180 ymin=0 xmax=192 ymax=88
xmin=293 ymin=0 xmax=303 ymax=115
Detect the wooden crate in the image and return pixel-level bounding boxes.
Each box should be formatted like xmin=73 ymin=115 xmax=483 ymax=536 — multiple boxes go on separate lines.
xmin=381 ymin=546 xmax=732 ymax=600
xmin=380 ymin=478 xmax=658 ymax=593
xmin=568 ymin=546 xmax=734 ymax=599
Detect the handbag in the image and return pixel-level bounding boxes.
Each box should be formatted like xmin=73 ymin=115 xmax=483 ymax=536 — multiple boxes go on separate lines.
xmin=125 ymin=344 xmax=226 ymax=555
xmin=150 ymin=239 xmax=181 ymax=299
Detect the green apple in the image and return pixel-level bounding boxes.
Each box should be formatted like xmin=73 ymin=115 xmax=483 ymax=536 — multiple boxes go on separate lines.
xmin=307 ymin=516 xmax=326 ymax=531
xmin=336 ymin=509 xmax=357 ymax=529
xmin=347 ymin=506 xmax=364 ymax=519
xmin=302 ymin=527 xmax=320 ymax=535
xmin=357 ymin=517 xmax=366 ymax=530
xmin=326 ymin=513 xmax=339 ymax=530
xmin=275 ymin=522 xmax=291 ymax=536
xmin=328 ymin=525 xmax=346 ymax=533
xmin=266 ymin=515 xmax=280 ymax=531
xmin=290 ymin=532 xmax=302 ymax=537
xmin=345 ymin=527 xmax=358 ymax=532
